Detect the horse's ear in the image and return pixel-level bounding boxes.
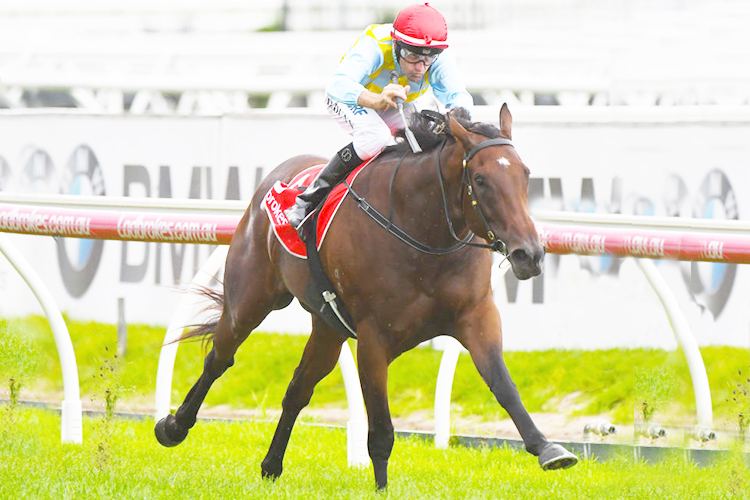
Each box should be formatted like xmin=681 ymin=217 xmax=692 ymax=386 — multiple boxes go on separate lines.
xmin=499 ymin=103 xmax=513 ymax=140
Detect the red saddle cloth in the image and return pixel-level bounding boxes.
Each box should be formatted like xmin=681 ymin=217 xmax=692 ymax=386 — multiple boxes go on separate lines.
xmin=262 ymin=159 xmax=373 ymax=258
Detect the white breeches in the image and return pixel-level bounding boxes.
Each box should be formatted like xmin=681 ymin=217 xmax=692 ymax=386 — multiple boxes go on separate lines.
xmin=326 ymin=96 xmax=410 ymax=160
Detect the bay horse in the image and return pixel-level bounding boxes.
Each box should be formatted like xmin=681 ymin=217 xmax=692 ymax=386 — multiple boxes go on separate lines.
xmin=154 ymin=104 xmax=578 ymax=489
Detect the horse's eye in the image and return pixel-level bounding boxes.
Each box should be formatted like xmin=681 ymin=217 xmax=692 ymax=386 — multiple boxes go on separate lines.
xmin=474 ymin=175 xmax=486 ymax=186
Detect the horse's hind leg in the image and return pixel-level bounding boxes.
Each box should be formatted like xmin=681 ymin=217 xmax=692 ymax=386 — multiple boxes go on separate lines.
xmin=261 ymin=316 xmax=345 ymax=479
xmin=155 ymin=234 xmax=290 ymax=447
xmin=155 ymin=336 xmax=235 ymax=446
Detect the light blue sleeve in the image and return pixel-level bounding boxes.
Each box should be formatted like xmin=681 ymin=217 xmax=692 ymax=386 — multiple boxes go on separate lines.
xmin=428 ymin=50 xmax=475 ymax=116
xmin=326 ymin=33 xmax=384 ymax=106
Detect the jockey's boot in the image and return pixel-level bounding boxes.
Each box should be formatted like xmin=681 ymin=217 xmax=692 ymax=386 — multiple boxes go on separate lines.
xmin=285 ymin=143 xmax=363 ymax=232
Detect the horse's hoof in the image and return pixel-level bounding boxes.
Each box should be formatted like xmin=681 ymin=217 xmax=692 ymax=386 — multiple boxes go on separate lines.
xmin=260 ymin=461 xmax=283 ymax=480
xmin=539 ymin=443 xmax=578 ymax=470
xmin=373 ymin=463 xmax=388 ymax=491
xmin=154 ymin=414 xmax=189 ymax=447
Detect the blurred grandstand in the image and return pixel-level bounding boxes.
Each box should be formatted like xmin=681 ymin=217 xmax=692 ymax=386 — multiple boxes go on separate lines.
xmin=0 ymin=0 xmax=748 ymax=113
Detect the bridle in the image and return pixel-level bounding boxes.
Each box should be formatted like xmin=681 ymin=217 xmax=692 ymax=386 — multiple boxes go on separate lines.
xmin=436 ymin=136 xmax=513 ymax=255
xmin=345 ymin=135 xmax=513 ymax=257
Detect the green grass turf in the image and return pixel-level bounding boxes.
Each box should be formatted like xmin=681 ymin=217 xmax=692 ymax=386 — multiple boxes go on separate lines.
xmin=1 ymin=316 xmax=749 ymax=432
xmin=0 ymin=407 xmax=747 ymax=500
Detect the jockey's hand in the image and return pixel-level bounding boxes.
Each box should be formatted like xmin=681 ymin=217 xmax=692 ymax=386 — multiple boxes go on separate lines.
xmin=380 ymin=83 xmax=409 ymax=110
xmin=357 ymin=86 xmax=409 ymax=111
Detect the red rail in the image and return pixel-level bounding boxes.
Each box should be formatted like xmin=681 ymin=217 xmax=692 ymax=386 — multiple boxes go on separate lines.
xmin=2 ymin=202 xmax=748 ymax=264
xmin=537 ymin=223 xmax=750 ymax=264
xmin=0 ymin=203 xmax=241 ymax=245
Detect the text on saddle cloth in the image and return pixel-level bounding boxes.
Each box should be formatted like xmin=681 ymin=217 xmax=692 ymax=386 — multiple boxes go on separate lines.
xmin=262 ymin=159 xmax=374 ymax=258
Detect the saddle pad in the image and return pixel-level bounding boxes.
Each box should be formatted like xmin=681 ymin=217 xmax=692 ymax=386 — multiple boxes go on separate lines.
xmin=262 ymin=159 xmax=373 ymax=258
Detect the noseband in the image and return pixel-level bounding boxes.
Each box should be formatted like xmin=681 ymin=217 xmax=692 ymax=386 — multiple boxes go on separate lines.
xmin=437 ymin=137 xmax=514 ymax=255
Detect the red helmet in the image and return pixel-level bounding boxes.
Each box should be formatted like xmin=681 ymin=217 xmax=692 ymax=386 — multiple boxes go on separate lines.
xmin=391 ymin=3 xmax=449 ymax=50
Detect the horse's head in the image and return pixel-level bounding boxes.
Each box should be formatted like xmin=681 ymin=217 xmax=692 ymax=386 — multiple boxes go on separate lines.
xmin=448 ymin=104 xmax=544 ymax=280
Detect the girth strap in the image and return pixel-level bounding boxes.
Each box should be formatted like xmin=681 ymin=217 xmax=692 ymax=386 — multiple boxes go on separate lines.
xmin=302 ymin=212 xmax=358 ymax=339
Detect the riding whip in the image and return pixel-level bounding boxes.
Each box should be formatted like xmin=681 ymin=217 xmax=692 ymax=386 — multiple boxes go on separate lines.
xmin=390 ymin=71 xmax=422 ymax=153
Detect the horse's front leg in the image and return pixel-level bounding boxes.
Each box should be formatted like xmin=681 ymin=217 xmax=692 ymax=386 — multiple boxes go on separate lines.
xmin=455 ymin=298 xmax=578 ymax=470
xmin=356 ymin=327 xmax=394 ymax=490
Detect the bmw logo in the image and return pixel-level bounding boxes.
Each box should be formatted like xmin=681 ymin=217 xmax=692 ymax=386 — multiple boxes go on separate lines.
xmin=56 ymin=145 xmax=106 ymax=297
xmin=680 ymin=169 xmax=737 ymax=318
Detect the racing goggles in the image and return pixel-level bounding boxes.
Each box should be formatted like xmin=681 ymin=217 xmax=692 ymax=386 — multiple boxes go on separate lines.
xmin=399 ymin=46 xmax=440 ymax=65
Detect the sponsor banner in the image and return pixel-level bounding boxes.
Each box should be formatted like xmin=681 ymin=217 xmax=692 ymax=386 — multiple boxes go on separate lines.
xmin=0 ymin=110 xmax=749 ymax=350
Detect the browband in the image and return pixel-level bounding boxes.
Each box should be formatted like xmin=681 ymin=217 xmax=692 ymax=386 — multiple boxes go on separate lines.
xmin=463 ymin=138 xmax=514 ymax=164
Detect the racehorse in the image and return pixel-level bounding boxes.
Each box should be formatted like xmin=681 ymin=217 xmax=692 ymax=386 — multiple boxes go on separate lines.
xmin=154 ymin=104 xmax=578 ymax=489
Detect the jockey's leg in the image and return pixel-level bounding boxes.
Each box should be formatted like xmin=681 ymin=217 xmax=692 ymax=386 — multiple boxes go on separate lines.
xmin=285 ymin=142 xmax=363 ymax=231
xmin=285 ymin=97 xmax=391 ymax=233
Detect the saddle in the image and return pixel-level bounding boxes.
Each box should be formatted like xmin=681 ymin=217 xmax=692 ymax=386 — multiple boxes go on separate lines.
xmin=262 ymin=162 xmax=371 ymax=258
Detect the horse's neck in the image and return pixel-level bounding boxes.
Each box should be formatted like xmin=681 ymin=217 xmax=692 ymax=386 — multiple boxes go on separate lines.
xmin=388 ymin=143 xmax=469 ymax=245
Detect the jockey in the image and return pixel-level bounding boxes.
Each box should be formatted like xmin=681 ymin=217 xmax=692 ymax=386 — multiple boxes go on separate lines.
xmin=285 ymin=2 xmax=474 ymax=232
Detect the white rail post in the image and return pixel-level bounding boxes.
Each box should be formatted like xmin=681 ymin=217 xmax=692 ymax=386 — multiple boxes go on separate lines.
xmin=635 ymin=258 xmax=713 ymax=427
xmin=434 ymin=336 xmax=463 ymax=448
xmin=337 ymin=341 xmax=369 ymax=467
xmin=0 ymin=233 xmax=82 ymax=443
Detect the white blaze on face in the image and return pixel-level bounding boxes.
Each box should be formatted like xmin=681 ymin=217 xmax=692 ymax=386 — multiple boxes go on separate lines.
xmin=497 ymin=156 xmax=510 ymax=168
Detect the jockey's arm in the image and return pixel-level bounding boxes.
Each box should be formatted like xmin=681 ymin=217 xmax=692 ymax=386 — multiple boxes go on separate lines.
xmin=327 ymin=26 xmax=408 ymax=112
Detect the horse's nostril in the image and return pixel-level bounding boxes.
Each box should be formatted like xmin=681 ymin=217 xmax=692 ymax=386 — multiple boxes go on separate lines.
xmin=510 ymin=248 xmax=532 ymax=265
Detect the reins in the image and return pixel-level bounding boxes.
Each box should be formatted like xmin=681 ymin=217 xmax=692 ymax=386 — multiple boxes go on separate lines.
xmin=345 ymin=133 xmax=512 ymax=257
xmin=344 ymin=167 xmax=472 ymax=256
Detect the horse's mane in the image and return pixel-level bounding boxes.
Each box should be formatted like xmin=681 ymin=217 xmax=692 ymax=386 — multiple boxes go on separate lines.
xmin=385 ymin=107 xmax=501 ymax=156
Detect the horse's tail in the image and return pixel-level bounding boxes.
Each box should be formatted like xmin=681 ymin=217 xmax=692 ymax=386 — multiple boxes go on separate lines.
xmin=170 ymin=285 xmax=225 ymax=347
